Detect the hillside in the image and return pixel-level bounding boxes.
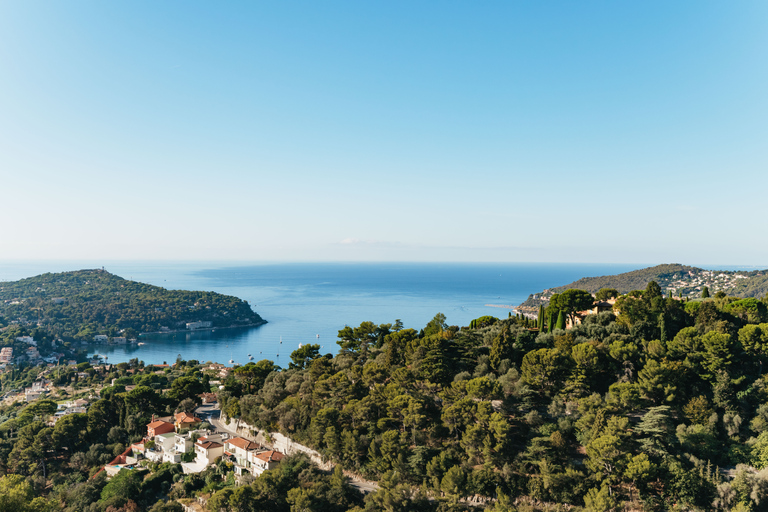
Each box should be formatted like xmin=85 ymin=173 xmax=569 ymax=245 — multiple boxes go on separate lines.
xmin=518 ymin=263 xmax=768 ymax=312
xmin=0 ymin=269 xmax=265 ymax=340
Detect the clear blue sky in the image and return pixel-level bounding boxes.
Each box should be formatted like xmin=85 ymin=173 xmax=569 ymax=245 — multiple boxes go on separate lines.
xmin=1 ymin=1 xmax=767 ymax=265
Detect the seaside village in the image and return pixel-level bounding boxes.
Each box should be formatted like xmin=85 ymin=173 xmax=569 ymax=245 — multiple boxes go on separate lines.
xmin=105 ymin=408 xmax=285 ymax=479
xmin=0 ymin=334 xmax=300 ymax=510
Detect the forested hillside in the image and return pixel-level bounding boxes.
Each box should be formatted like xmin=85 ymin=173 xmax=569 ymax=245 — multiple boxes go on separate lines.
xmin=519 ymin=264 xmax=768 ymax=313
xmin=0 ymin=269 xmax=265 ymax=340
xmin=209 ymin=286 xmax=768 ymax=511
xmin=7 ymin=281 xmax=768 ymax=510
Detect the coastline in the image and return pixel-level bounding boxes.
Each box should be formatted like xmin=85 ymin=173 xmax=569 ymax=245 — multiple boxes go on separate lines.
xmin=136 ymin=320 xmax=268 ymax=337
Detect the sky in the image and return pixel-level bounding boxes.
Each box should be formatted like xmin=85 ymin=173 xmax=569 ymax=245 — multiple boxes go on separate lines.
xmin=1 ymin=1 xmax=767 ymax=265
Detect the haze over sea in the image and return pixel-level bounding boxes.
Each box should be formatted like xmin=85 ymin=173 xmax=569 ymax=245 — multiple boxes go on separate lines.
xmin=0 ymin=261 xmax=754 ymax=366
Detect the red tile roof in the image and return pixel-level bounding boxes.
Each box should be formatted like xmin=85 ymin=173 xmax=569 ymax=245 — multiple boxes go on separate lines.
xmin=225 ymin=437 xmax=261 ymax=451
xmin=175 ymin=412 xmax=202 ymax=424
xmin=254 ymin=450 xmax=284 ymax=462
xmin=196 ymin=440 xmax=223 ymax=450
xmin=147 ymin=420 xmax=172 ymax=429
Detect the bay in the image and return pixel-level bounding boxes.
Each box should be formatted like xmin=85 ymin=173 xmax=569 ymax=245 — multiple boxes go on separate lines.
xmin=1 ymin=261 xmax=646 ymax=366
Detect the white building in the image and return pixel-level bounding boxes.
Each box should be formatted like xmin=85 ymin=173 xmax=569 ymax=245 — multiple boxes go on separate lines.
xmin=186 ymin=321 xmax=213 ymax=330
xmin=16 ymin=336 xmax=36 ymax=346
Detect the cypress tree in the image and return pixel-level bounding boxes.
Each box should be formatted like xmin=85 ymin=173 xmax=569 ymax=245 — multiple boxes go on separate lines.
xmin=538 ymin=305 xmax=544 ymax=331
xmin=701 ymin=286 xmax=710 ymax=299
xmin=555 ymin=310 xmax=566 ymax=330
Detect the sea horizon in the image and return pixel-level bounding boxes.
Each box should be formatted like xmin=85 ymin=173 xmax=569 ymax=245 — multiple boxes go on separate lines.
xmin=1 ymin=260 xmax=764 ymax=366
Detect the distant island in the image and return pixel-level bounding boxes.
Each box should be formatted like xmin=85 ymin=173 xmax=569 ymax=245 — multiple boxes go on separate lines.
xmin=0 ymin=269 xmax=266 ymax=341
xmin=518 ymin=263 xmax=768 ymax=315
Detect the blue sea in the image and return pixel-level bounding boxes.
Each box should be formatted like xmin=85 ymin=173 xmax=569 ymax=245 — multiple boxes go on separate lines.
xmin=1 ymin=261 xmax=652 ymax=366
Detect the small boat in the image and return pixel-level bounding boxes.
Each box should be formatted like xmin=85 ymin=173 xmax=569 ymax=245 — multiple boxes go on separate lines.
xmin=316 ymin=334 xmax=319 ymax=338
xmin=229 ymin=359 xmax=234 ymax=364
xmin=137 ymin=342 xmax=145 ymax=346
xmin=249 ymin=355 xmax=254 ymax=360
xmin=298 ymin=343 xmax=303 ymax=348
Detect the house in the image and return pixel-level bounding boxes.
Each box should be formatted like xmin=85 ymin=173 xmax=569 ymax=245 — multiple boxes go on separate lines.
xmin=174 ymin=412 xmax=203 ymax=430
xmin=94 ymin=335 xmax=108 ymax=343
xmin=26 ymin=347 xmax=40 ymax=360
xmin=16 ymin=336 xmax=35 ymax=346
xmin=103 ymin=446 xmax=143 ymax=478
xmin=147 ymin=417 xmax=175 ymax=438
xmin=0 ymin=348 xmax=13 ymax=364
xmin=146 ymin=432 xmax=176 ymax=462
xmin=130 ymin=441 xmax=146 ymax=457
xmin=566 ymin=298 xmax=618 ymax=329
xmin=199 ymin=392 xmax=218 ymax=405
xmin=112 ymin=337 xmax=127 ymax=344
xmin=248 ymin=450 xmax=284 ymax=476
xmin=224 ymin=437 xmax=262 ymax=475
xmin=25 ymin=381 xmax=47 ymax=402
xmin=194 ymin=437 xmax=224 ymax=466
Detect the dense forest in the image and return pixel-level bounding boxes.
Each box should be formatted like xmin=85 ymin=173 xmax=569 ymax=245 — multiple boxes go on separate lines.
xmin=0 ymin=270 xmax=265 ymax=340
xmin=5 ymin=281 xmax=768 ymax=510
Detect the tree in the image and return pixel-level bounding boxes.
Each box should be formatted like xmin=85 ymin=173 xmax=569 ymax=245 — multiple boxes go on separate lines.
xmin=167 ymin=376 xmax=206 ymax=404
xmin=595 ymin=288 xmax=619 ymax=301
xmin=424 ymin=313 xmax=448 ymax=337
xmin=634 ymin=406 xmax=673 ymax=457
xmin=702 ymin=286 xmax=710 ymax=299
xmin=521 ymin=348 xmax=570 ymax=397
xmin=556 ymin=309 xmax=566 ymax=330
xmin=100 ymin=469 xmax=143 ymax=503
xmin=550 ymin=289 xmax=594 ymax=327
xmin=489 ymin=324 xmax=513 ymax=371
xmin=441 ymin=465 xmax=467 ymax=501
xmin=289 ymin=344 xmax=321 ymax=370
xmin=0 ymin=474 xmax=52 ymax=512
xmin=337 ymin=321 xmax=387 ymax=353
xmin=52 ymin=413 xmax=89 ymax=453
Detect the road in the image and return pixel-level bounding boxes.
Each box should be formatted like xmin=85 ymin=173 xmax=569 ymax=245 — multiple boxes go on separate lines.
xmin=199 ymin=405 xmax=379 ymax=494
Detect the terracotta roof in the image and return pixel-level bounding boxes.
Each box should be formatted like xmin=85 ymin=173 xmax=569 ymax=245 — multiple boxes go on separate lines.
xmin=107 ymin=446 xmax=134 ymax=466
xmin=175 ymin=412 xmax=202 ymax=423
xmin=147 ymin=420 xmax=173 ymax=429
xmin=254 ymin=450 xmax=284 ymax=462
xmin=225 ymin=437 xmax=260 ymax=451
xmin=196 ymin=441 xmax=223 ymax=450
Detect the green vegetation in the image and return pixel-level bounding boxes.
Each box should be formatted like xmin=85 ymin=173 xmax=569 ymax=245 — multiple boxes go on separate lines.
xmin=0 ymin=269 xmax=265 ymax=340
xmin=11 ymin=276 xmax=768 ymax=510
xmin=519 ymin=264 xmax=768 ymax=315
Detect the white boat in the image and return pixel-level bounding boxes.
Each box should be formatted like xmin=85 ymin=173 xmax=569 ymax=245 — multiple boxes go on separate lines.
xmin=229 ymin=359 xmax=234 ymax=364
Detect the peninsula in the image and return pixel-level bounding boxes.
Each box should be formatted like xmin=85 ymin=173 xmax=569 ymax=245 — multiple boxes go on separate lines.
xmin=0 ymin=269 xmax=266 ymax=341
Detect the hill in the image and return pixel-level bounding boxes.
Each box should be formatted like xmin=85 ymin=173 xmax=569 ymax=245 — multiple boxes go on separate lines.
xmin=518 ymin=263 xmax=768 ymax=313
xmin=0 ymin=269 xmax=265 ymax=340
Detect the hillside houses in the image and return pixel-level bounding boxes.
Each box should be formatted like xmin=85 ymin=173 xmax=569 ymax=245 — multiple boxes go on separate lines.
xmin=138 ymin=414 xmax=286 ymax=478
